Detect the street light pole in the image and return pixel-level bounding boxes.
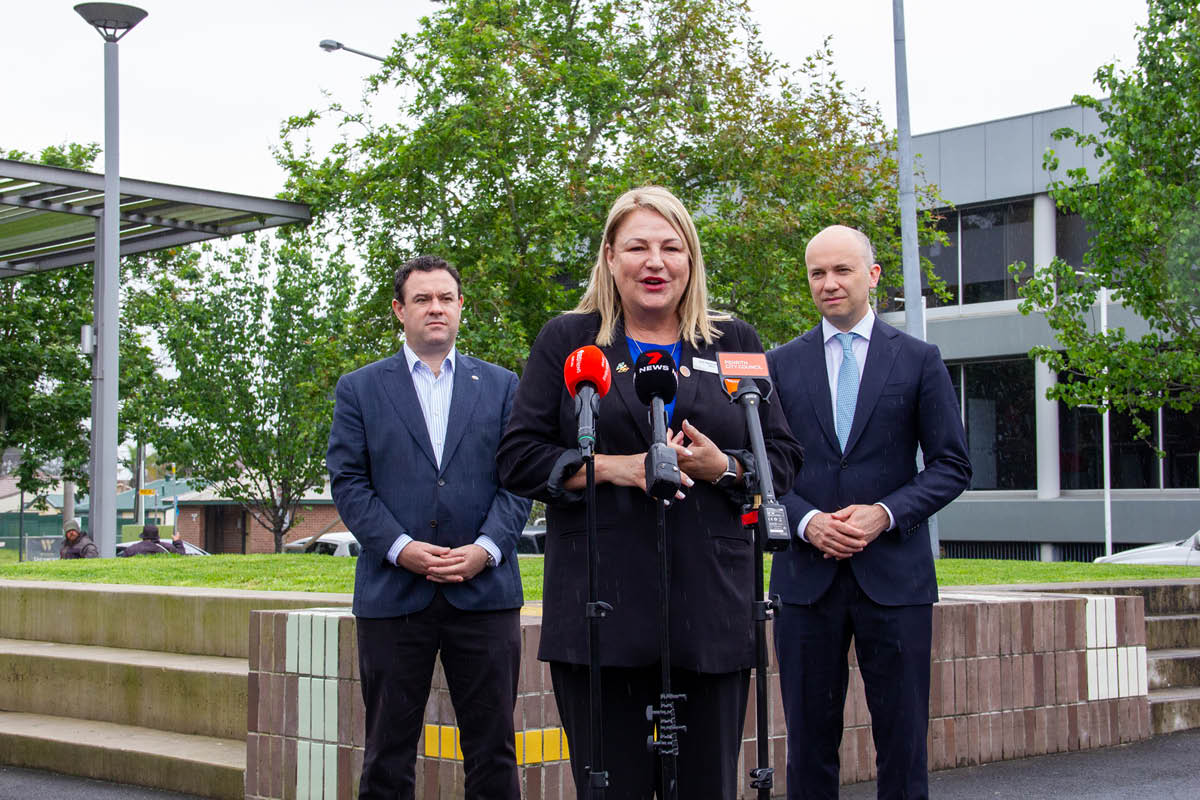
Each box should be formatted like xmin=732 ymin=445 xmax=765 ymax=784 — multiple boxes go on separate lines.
xmin=318 ymin=39 xmax=387 ymax=63
xmin=75 ymin=3 xmax=148 ymax=558
xmin=1100 ymin=286 xmax=1112 ymax=557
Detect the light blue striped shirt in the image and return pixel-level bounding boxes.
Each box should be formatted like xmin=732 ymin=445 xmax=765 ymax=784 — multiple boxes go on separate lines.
xmin=386 ymin=344 xmax=502 ymax=568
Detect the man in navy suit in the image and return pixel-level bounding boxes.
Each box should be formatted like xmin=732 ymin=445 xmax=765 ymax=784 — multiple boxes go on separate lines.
xmin=327 ymin=255 xmax=531 ymax=800
xmin=767 ymin=226 xmax=971 ymax=799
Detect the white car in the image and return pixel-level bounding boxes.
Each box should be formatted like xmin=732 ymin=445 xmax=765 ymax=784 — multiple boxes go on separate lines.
xmin=1093 ymin=530 xmax=1200 ymax=566
xmin=302 ymin=530 xmax=360 ymax=557
xmin=283 ymin=535 xmax=313 ymax=553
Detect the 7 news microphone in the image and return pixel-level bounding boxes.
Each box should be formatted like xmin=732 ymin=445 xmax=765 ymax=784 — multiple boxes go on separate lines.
xmin=632 ymin=351 xmax=681 ymax=501
xmin=564 ymin=345 xmax=612 ymax=457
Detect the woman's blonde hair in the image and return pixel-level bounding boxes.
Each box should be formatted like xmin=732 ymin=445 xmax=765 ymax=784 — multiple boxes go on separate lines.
xmin=572 ymin=185 xmax=727 ymax=347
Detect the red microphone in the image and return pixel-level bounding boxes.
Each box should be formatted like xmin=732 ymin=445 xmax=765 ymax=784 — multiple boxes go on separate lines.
xmin=563 ymin=346 xmax=611 ymax=455
xmin=564 ymin=345 xmax=612 ymax=398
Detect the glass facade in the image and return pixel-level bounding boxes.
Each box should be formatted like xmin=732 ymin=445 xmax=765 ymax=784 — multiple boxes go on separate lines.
xmin=1056 ymin=209 xmax=1091 ymax=269
xmin=961 ymin=201 xmax=1033 ymax=303
xmin=915 ymin=200 xmax=1034 ymax=307
xmin=1164 ymin=406 xmax=1200 ymax=489
xmin=1059 ymin=402 xmax=1101 ymax=490
xmin=955 ymin=359 xmax=1036 ymax=490
xmin=918 ymin=212 xmax=959 ymax=309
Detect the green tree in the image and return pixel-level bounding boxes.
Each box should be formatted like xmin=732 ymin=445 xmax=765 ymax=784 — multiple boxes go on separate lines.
xmin=278 ymin=0 xmax=940 ymax=368
xmin=1016 ymin=0 xmax=1200 ymax=432
xmin=145 ymin=235 xmax=355 ymax=552
xmin=0 ymin=143 xmax=163 ymax=497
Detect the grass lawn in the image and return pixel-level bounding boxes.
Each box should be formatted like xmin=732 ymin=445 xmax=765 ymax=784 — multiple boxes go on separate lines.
xmin=1 ymin=554 xmax=1197 ymax=600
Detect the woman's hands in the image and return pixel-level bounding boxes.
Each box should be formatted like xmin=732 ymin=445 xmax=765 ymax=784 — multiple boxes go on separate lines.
xmin=672 ymin=419 xmax=739 ymax=485
xmin=561 ymin=418 xmax=733 ymax=501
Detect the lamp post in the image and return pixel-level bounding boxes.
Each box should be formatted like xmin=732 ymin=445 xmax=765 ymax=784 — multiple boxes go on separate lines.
xmin=319 ymin=39 xmax=387 ymax=63
xmin=1099 ymin=285 xmax=1112 ymax=557
xmin=75 ymin=2 xmax=147 ymax=558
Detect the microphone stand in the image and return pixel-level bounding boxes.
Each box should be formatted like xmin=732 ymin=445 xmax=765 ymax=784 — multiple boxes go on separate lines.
xmin=644 ymin=397 xmax=684 ymax=800
xmin=730 ymin=378 xmax=790 ymax=799
xmin=577 ymin=389 xmax=610 ymax=798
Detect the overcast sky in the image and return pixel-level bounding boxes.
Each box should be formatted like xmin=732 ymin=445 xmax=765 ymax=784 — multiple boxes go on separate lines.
xmin=4 ymin=1 xmax=1147 ymax=199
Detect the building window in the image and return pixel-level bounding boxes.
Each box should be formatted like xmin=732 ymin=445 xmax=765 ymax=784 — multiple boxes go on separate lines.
xmin=961 ymin=359 xmax=1035 ymax=490
xmin=918 ymin=211 xmax=959 ymax=308
xmin=960 ymin=200 xmax=1033 ymax=303
xmin=1163 ymin=405 xmax=1200 ymax=489
xmin=1056 ymin=209 xmax=1090 ymax=269
xmin=908 ymin=199 xmax=1036 ymax=309
xmin=1110 ymin=410 xmax=1160 ymax=489
xmin=1059 ymin=382 xmax=1167 ymax=490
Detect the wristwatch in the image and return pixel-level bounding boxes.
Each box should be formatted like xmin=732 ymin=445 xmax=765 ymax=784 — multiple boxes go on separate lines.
xmin=712 ymin=453 xmax=739 ymax=488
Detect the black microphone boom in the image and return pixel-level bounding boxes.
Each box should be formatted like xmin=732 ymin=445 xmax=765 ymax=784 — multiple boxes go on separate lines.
xmin=632 ymin=351 xmax=681 ymax=501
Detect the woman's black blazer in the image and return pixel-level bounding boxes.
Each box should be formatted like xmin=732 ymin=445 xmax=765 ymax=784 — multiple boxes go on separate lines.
xmin=498 ymin=311 xmax=803 ymax=673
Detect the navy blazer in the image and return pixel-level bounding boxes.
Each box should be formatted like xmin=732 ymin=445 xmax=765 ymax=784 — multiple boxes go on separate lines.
xmin=766 ymin=317 xmax=970 ymax=607
xmin=327 ymin=351 xmax=531 ymax=618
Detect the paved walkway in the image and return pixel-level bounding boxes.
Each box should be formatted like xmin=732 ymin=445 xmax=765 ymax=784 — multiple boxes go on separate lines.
xmin=3 ymin=729 xmax=1199 ymax=798
xmin=843 ymin=728 xmax=1200 ymax=799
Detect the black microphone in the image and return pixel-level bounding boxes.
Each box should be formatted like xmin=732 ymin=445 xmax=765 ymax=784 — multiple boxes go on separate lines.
xmin=633 ymin=351 xmax=680 ymax=501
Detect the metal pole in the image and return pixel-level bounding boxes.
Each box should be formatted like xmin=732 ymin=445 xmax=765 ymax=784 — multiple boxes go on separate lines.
xmin=18 ymin=490 xmax=25 ymax=563
xmin=1100 ymin=287 xmax=1112 ymax=556
xmin=893 ymin=0 xmax=924 ymax=342
xmin=94 ymin=38 xmax=121 ymax=558
xmin=894 ymin=0 xmax=942 ymax=558
xmin=63 ymin=480 xmax=75 ymax=527
xmin=134 ymin=439 xmax=145 ymax=525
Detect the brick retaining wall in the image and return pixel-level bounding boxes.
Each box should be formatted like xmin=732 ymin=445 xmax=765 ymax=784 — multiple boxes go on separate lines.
xmin=246 ymin=589 xmax=1150 ymax=799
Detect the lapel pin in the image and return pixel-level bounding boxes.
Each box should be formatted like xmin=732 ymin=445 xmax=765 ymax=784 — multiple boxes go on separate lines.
xmin=471 ymin=374 xmax=479 ymax=380
xmin=616 ymin=361 xmax=630 ymax=373
xmin=679 ymin=365 xmax=691 ymax=378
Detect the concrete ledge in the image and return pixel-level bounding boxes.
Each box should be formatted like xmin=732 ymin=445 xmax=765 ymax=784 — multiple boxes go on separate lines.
xmin=0 ymin=581 xmax=351 ymax=657
xmin=1150 ymin=687 xmax=1200 ymax=734
xmin=0 ymin=711 xmax=245 ymax=800
xmin=0 ymin=638 xmax=247 ymax=739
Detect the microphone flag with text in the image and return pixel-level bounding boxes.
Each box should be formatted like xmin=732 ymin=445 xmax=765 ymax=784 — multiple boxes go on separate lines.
xmin=564 ymin=345 xmax=612 ymax=458
xmin=716 ymin=352 xmax=790 ymax=551
xmin=633 ymin=350 xmax=681 ymax=501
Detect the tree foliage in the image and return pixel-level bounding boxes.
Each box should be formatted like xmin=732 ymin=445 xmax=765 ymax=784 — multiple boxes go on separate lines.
xmin=0 ymin=143 xmax=162 ymax=497
xmin=279 ymin=0 xmax=940 ymax=369
xmin=143 ymin=235 xmax=356 ymax=552
xmin=1017 ymin=0 xmax=1200 ymax=429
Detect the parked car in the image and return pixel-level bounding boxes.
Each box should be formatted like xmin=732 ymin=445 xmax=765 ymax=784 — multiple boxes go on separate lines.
xmin=303 ymin=530 xmax=360 ymax=557
xmin=283 ymin=535 xmax=313 ymax=553
xmin=1094 ymin=530 xmax=1200 ymax=566
xmin=114 ymin=539 xmax=210 ymax=556
xmin=518 ymin=519 xmax=546 ymax=555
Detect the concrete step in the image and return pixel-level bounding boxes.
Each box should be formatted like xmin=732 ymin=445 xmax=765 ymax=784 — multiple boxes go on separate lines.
xmin=1149 ymin=686 xmax=1200 ymax=734
xmin=0 ymin=710 xmax=244 ymax=800
xmin=0 ymin=580 xmax=350 ymax=658
xmin=1147 ymin=647 xmax=1200 ymax=691
xmin=1139 ymin=584 xmax=1200 ymax=616
xmin=1145 ymin=614 xmax=1200 ymax=651
xmin=0 ymin=637 xmax=247 ymax=740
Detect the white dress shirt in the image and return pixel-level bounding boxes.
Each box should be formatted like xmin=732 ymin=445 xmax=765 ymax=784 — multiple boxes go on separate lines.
xmin=387 ymin=344 xmax=502 ymax=568
xmin=798 ymin=310 xmax=896 ymax=541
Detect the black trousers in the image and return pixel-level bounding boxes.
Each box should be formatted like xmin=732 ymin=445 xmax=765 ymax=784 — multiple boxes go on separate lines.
xmin=356 ymin=590 xmax=521 ymax=800
xmin=774 ymin=560 xmax=932 ymax=800
xmin=550 ymin=661 xmax=750 ymax=800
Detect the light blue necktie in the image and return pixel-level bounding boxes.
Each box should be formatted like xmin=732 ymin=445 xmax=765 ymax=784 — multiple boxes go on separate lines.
xmin=835 ymin=332 xmax=859 ymax=451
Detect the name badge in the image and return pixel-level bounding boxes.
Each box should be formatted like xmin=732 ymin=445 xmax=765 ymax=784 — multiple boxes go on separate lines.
xmin=692 ymin=357 xmax=719 ymax=374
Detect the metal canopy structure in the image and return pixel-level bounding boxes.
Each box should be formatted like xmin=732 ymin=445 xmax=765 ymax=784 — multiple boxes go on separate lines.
xmin=0 ymin=156 xmax=309 ymax=558
xmin=0 ymin=158 xmax=310 ymax=277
